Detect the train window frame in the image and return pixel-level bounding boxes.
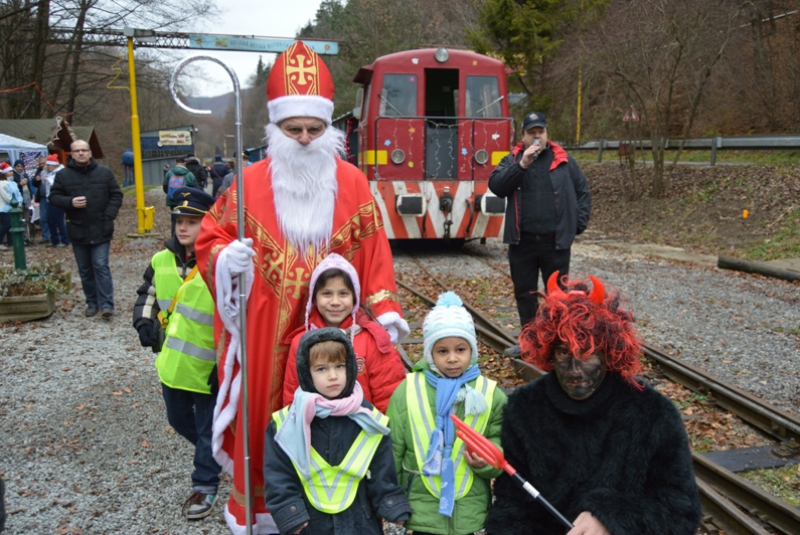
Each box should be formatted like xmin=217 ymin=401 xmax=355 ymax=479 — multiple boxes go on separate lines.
xmin=465 ymin=76 xmax=502 ymax=118
xmin=354 ymin=87 xmax=364 ymax=120
xmin=379 ymin=73 xmax=418 ymax=117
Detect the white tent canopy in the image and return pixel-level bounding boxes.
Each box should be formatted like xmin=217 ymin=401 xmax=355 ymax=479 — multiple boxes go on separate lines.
xmin=0 ymin=132 xmax=47 ymax=166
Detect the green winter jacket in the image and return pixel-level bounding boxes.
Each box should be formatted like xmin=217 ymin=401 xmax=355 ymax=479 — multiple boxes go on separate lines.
xmin=386 ymin=359 xmax=507 ymax=535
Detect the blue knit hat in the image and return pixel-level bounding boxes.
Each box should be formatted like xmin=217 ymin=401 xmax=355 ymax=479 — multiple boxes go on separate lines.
xmin=423 ymin=292 xmax=479 ymax=373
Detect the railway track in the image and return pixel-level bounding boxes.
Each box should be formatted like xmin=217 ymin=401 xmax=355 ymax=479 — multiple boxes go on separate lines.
xmin=396 ymin=259 xmax=800 ymax=535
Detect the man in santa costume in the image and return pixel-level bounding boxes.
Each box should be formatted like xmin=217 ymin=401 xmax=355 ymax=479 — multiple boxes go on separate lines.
xmin=194 ymin=41 xmax=409 ymax=534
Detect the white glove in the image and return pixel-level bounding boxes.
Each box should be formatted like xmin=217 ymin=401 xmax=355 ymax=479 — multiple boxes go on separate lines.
xmin=226 ymin=238 xmax=255 ymax=275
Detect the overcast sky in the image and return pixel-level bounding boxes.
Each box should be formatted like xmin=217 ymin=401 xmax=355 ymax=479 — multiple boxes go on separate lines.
xmin=180 ymin=0 xmax=325 ymax=97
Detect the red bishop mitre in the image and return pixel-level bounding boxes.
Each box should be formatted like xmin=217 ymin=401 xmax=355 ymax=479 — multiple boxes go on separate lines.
xmin=267 ymin=40 xmax=335 ymax=125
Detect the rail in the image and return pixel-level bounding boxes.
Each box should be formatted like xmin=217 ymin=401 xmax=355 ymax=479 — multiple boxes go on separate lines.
xmin=562 ymin=135 xmax=800 ymax=165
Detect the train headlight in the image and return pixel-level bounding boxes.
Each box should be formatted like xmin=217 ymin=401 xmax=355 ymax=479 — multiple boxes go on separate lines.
xmin=396 ymin=194 xmax=427 ymax=216
xmin=434 ymin=48 xmax=449 ymax=63
xmin=476 ymin=193 xmax=506 ymax=215
xmin=474 ymin=149 xmax=489 ymax=165
xmin=391 ymin=149 xmax=406 ymax=164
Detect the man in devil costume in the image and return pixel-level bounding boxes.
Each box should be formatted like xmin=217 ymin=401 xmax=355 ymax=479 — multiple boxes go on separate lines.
xmin=485 ymin=273 xmax=701 ymax=535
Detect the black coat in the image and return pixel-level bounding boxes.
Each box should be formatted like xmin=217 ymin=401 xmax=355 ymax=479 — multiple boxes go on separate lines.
xmin=264 ymin=400 xmax=411 ymax=535
xmin=489 ymin=141 xmax=591 ymax=249
xmin=485 ymin=373 xmax=701 ymax=535
xmin=48 ymin=157 xmax=123 ymax=245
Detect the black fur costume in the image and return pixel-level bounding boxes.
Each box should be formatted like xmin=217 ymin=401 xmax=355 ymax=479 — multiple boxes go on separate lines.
xmin=485 ymin=372 xmax=701 ymax=535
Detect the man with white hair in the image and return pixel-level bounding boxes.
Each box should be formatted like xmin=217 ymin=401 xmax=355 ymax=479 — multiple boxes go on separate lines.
xmin=194 ymin=41 xmax=408 ymax=534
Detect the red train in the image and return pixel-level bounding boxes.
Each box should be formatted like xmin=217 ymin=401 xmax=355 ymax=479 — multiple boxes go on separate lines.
xmin=335 ymin=48 xmax=512 ymax=241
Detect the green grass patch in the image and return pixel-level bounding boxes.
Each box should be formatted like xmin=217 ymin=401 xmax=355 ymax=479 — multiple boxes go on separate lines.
xmin=571 ymin=148 xmax=800 ymax=165
xmin=745 ymin=208 xmax=800 ymax=260
xmin=741 ymin=464 xmax=800 ymax=507
xmin=123 ymin=185 xmax=160 ymax=197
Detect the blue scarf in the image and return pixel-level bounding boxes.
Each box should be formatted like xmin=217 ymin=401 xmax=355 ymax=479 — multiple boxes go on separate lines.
xmin=421 ymin=365 xmax=483 ymax=517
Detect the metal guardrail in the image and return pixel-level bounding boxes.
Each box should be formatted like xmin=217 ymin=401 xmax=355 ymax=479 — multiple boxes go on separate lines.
xmin=561 ymin=135 xmax=800 ymax=165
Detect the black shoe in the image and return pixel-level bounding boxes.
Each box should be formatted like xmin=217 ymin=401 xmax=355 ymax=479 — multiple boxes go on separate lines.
xmin=55 ymin=243 xmax=68 ymax=249
xmin=84 ymin=306 xmax=99 ymax=317
xmin=100 ymin=308 xmax=114 ymax=319
xmin=38 ymin=238 xmax=49 ymax=244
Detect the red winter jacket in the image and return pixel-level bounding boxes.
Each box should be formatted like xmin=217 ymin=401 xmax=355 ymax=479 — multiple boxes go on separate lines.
xmin=282 ymin=309 xmax=407 ymax=413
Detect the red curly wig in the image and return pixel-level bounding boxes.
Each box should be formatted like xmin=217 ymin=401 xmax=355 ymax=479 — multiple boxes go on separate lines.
xmin=520 ymin=272 xmax=644 ymax=389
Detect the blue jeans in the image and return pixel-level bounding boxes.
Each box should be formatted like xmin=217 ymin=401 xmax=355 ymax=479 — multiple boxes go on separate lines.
xmin=38 ymin=197 xmax=51 ymax=241
xmin=161 ymin=383 xmax=221 ymax=493
xmin=47 ymin=204 xmax=69 ymax=245
xmin=72 ymin=241 xmax=114 ymax=310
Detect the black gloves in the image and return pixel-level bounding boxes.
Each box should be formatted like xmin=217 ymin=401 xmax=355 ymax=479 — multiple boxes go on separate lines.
xmin=208 ymin=364 xmax=219 ymax=396
xmin=137 ymin=323 xmax=158 ymax=347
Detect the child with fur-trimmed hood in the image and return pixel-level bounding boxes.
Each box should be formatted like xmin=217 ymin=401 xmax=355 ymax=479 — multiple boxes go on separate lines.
xmin=264 ymin=328 xmax=411 ymax=535
xmin=283 ymin=253 xmax=407 ymax=413
xmin=387 ymin=292 xmax=507 ymax=534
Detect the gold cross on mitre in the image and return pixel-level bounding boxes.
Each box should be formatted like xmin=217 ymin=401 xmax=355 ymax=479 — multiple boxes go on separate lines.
xmin=286 ymin=54 xmax=317 ymax=86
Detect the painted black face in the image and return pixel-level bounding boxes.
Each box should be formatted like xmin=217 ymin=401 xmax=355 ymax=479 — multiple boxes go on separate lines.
xmin=553 ymin=344 xmax=607 ymax=400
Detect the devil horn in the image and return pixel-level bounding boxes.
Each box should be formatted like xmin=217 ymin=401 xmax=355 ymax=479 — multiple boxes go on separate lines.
xmin=588 ymin=275 xmax=605 ymax=304
xmin=546 ymin=271 xmax=566 ymax=299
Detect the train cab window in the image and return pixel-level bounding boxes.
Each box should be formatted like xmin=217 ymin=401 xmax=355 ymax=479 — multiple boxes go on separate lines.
xmin=465 ymin=76 xmax=502 ymax=118
xmin=379 ymin=74 xmax=417 ymax=117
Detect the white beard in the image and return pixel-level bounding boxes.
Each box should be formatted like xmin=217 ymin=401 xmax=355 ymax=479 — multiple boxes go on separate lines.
xmin=266 ymin=123 xmax=346 ymax=252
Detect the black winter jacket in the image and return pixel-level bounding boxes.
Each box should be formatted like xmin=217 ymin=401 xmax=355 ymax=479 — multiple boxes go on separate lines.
xmin=48 ymin=158 xmax=123 ymax=245
xmin=264 ymin=400 xmax=412 ymax=535
xmin=485 ymin=373 xmax=701 ymax=535
xmin=489 ymin=141 xmax=591 ymax=249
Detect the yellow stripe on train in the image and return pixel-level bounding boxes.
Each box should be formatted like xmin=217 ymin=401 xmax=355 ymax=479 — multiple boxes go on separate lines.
xmin=364 ymin=150 xmax=388 ymax=166
xmin=492 ymin=151 xmax=510 ymax=166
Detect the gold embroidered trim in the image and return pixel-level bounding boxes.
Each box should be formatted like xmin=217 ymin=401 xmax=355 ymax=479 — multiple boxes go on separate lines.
xmin=365 ymin=289 xmax=399 ymax=306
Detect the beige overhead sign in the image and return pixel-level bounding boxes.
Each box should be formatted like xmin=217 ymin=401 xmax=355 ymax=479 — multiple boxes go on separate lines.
xmin=159 ymin=130 xmax=193 ymax=146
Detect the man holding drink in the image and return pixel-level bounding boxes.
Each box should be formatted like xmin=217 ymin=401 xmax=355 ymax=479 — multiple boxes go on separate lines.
xmin=49 ymin=140 xmax=123 ymax=319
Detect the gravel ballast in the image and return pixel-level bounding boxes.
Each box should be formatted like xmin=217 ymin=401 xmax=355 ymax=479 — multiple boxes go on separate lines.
xmin=1 ymin=190 xmax=798 ymax=533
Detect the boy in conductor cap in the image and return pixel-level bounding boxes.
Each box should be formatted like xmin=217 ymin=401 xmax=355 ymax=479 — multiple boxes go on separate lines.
xmin=132 ymin=187 xmax=222 ymax=521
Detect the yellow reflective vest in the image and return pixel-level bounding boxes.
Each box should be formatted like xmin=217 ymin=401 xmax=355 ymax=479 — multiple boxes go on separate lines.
xmin=272 ymin=406 xmax=389 ymax=514
xmin=152 ymin=250 xmax=216 ymax=394
xmin=406 ymin=372 xmax=495 ymax=500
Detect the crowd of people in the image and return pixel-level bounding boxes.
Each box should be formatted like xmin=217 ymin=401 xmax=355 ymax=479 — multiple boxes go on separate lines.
xmin=121 ymin=41 xmax=703 ymax=535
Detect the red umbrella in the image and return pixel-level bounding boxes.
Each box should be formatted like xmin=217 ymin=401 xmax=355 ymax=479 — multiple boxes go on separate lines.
xmin=450 ymin=413 xmax=574 ymax=530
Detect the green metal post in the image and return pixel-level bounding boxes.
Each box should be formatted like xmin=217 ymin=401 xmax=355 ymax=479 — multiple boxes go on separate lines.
xmin=8 ymin=195 xmax=26 ymax=271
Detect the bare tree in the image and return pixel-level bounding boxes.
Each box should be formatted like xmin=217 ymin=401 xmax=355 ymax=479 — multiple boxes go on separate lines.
xmin=584 ymin=0 xmax=747 ymax=197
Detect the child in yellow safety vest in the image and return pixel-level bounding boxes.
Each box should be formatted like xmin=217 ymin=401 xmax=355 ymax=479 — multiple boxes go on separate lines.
xmin=132 ymin=186 xmax=221 ymax=521
xmin=264 ymin=327 xmax=412 ymax=535
xmin=386 ymin=292 xmax=508 ymax=535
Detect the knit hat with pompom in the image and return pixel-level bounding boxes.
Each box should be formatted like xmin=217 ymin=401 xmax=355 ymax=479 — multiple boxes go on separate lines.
xmin=422 ymin=292 xmax=479 ymax=373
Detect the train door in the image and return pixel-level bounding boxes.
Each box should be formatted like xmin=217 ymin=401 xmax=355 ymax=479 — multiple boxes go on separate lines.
xmin=424 ymin=68 xmax=458 ymax=179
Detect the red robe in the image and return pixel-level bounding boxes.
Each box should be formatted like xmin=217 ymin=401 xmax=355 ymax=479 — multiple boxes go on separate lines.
xmin=194 ymin=157 xmax=403 ymax=534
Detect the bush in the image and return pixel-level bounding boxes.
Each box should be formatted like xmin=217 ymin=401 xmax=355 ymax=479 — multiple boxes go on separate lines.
xmin=0 ymin=260 xmax=71 ymax=298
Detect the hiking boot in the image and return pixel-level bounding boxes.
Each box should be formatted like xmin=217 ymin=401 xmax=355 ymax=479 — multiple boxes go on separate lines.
xmin=503 ymin=344 xmax=522 ymax=359
xmin=182 ymin=491 xmax=217 ymax=520
xmin=84 ymin=306 xmax=99 ymax=317
xmin=101 ymin=308 xmax=114 ymax=319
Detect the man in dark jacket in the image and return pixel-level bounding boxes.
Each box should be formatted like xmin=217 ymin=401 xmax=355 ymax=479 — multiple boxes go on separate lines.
xmin=489 ymin=112 xmax=591 ymax=352
xmin=485 ymin=273 xmax=702 ymax=535
xmin=209 ymin=155 xmax=228 ymax=198
xmin=185 ymin=153 xmax=208 ymax=191
xmin=49 ymin=140 xmax=123 ymax=318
